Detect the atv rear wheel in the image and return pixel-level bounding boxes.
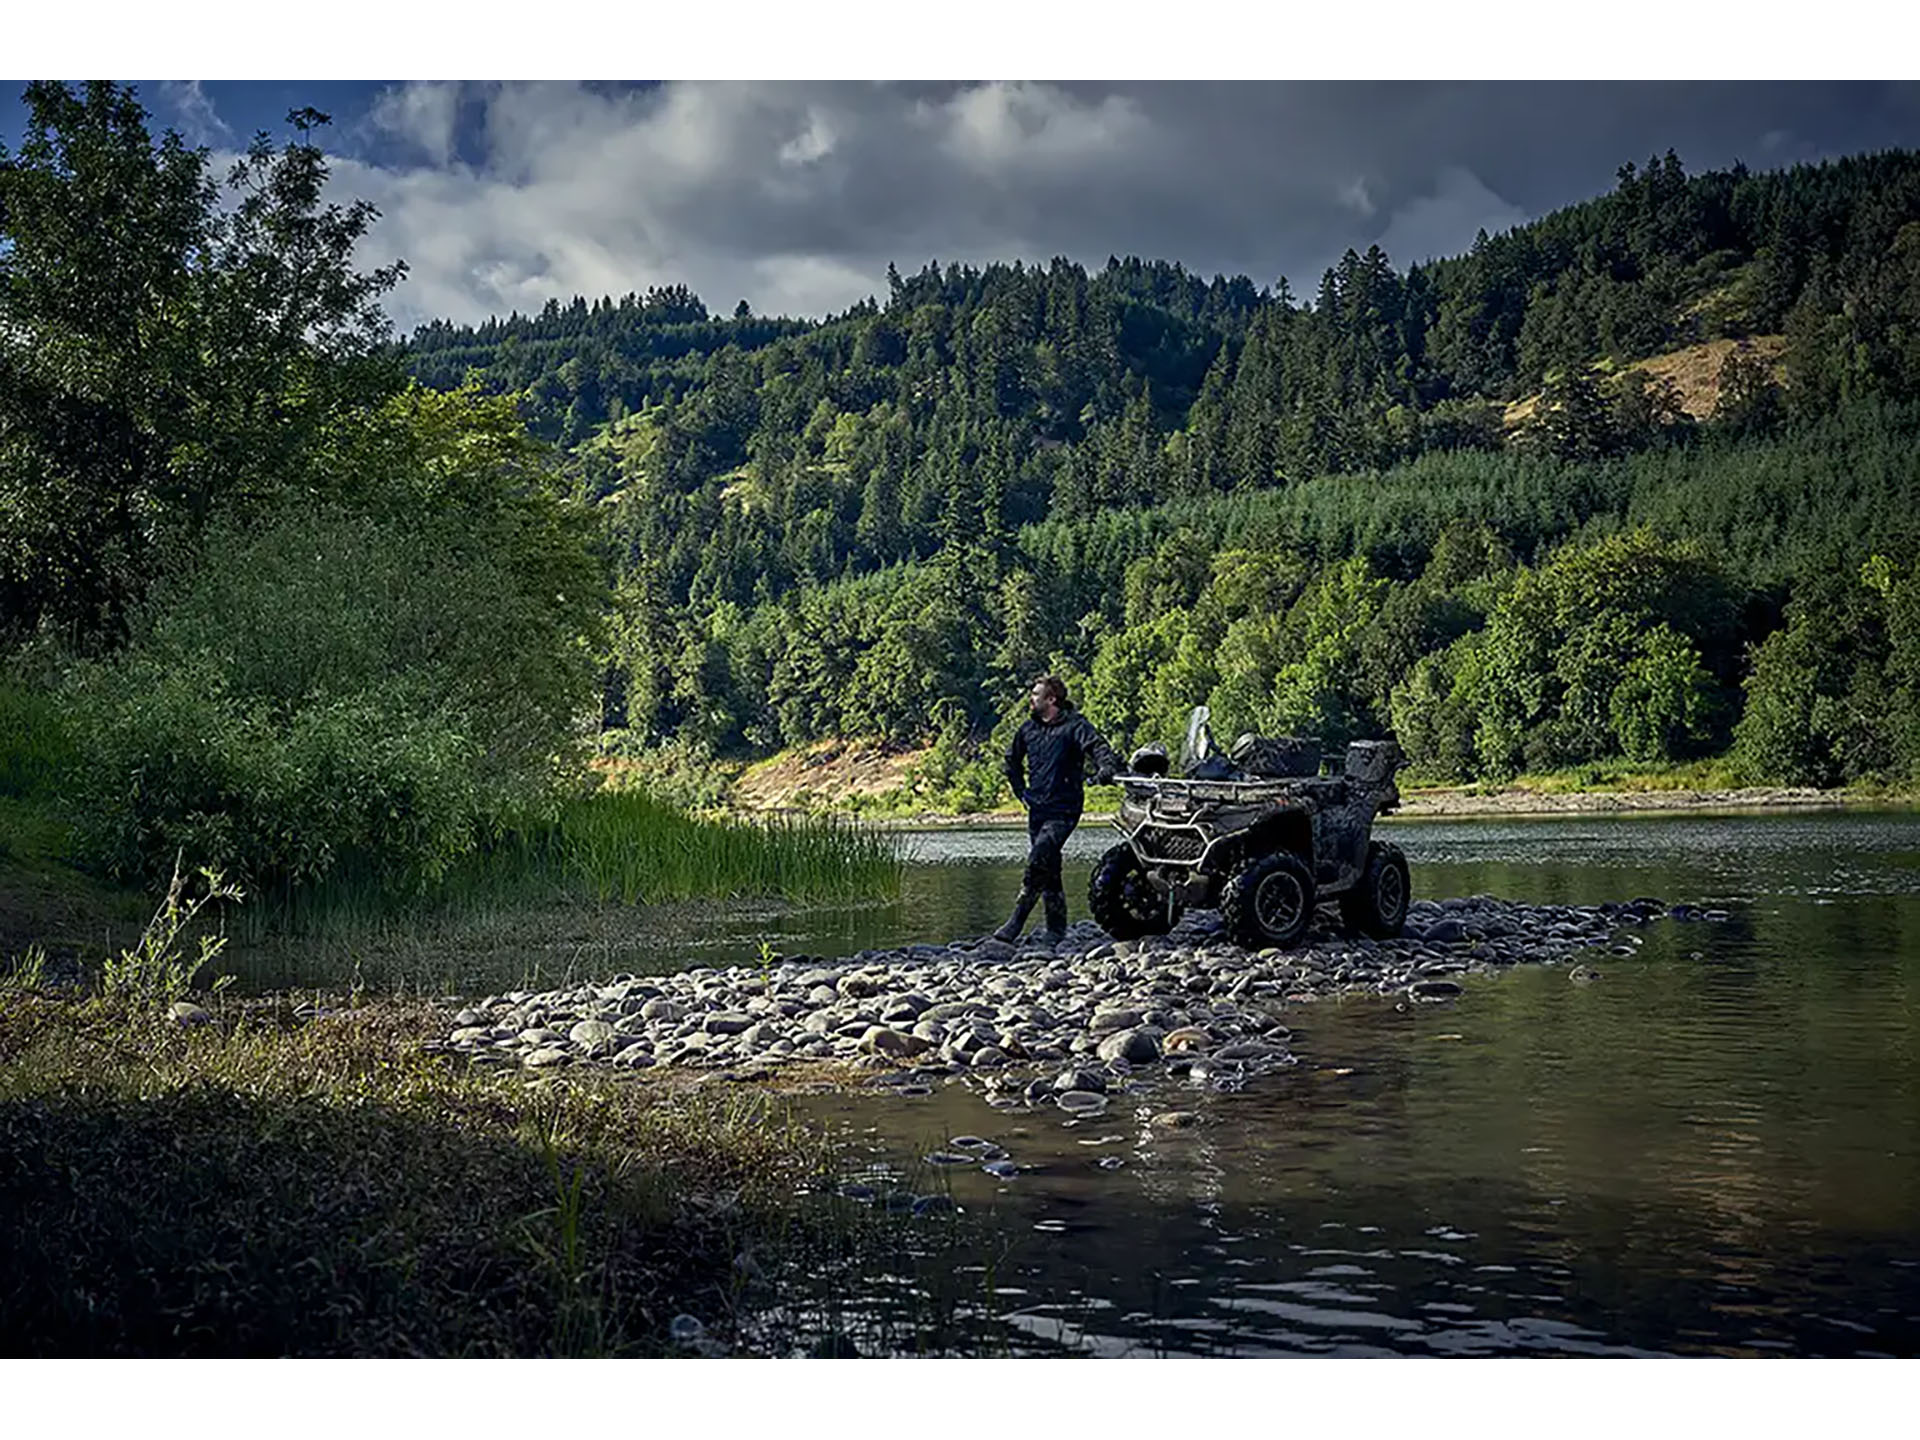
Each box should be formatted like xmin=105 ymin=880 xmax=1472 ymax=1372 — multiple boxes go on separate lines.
xmin=1089 ymin=844 xmax=1175 ymax=940
xmin=1220 ymin=850 xmax=1316 ymax=950
xmin=1340 ymin=840 xmax=1410 ymax=938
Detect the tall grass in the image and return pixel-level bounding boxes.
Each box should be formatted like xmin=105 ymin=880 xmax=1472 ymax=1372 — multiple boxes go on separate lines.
xmin=243 ymin=787 xmax=902 ymax=937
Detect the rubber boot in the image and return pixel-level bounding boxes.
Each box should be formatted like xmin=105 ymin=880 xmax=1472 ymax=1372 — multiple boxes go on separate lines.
xmin=992 ymin=886 xmax=1039 ymax=943
xmin=1040 ymin=889 xmax=1069 ymax=945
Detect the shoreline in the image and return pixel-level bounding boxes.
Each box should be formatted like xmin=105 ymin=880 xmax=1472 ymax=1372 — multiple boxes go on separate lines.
xmin=836 ymin=783 xmax=1893 ymax=830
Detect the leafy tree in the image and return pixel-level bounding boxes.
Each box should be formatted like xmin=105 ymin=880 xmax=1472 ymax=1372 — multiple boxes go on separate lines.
xmin=0 ymin=82 xmax=403 ymax=648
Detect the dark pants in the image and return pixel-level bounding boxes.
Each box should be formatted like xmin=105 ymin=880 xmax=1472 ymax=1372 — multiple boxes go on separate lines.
xmin=1024 ymin=808 xmax=1079 ymax=894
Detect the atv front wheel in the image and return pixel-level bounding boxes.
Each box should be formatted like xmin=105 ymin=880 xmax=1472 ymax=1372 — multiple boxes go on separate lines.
xmin=1089 ymin=844 xmax=1175 ymax=940
xmin=1221 ymin=850 xmax=1316 ymax=950
xmin=1339 ymin=840 xmax=1410 ymax=938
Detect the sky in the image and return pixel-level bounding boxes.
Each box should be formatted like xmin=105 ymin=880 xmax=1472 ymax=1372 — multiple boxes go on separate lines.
xmin=5 ymin=78 xmax=1919 ymax=334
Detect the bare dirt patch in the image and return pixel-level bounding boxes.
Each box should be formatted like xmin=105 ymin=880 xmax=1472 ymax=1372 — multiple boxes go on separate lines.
xmin=730 ymin=738 xmax=926 ymax=813
xmin=1503 ymin=335 xmax=1786 ymax=429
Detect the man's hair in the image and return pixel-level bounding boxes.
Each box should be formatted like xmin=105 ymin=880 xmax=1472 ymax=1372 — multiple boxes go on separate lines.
xmin=1032 ymin=673 xmax=1070 ymax=708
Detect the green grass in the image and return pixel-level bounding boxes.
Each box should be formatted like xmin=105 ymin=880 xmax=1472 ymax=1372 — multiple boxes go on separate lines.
xmin=0 ymin=989 xmax=1010 ymax=1357
xmin=0 ymin=992 xmax=827 ymax=1355
xmin=239 ymin=787 xmax=902 ymax=939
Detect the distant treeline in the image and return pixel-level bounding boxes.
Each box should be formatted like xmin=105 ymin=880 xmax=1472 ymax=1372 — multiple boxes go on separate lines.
xmin=399 ymin=148 xmax=1920 ymax=792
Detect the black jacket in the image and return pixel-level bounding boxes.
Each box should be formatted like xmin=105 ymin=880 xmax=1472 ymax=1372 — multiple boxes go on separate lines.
xmin=1005 ymin=704 xmax=1119 ymax=815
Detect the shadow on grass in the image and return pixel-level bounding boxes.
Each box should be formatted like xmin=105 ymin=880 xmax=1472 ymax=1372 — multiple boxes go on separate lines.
xmin=0 ymin=1080 xmax=753 ymax=1356
xmin=0 ymin=994 xmax=880 ymax=1357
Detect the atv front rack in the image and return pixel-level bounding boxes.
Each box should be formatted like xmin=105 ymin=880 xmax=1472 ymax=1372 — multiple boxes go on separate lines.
xmin=1116 ymin=774 xmax=1350 ymax=804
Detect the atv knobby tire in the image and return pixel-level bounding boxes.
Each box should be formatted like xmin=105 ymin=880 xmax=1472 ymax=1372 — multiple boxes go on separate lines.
xmin=1089 ymin=843 xmax=1175 ymax=940
xmin=1339 ymin=840 xmax=1410 ymax=938
xmin=1221 ymin=850 xmax=1316 ymax=950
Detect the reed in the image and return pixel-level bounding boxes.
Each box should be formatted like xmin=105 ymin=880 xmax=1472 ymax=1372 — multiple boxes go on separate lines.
xmin=241 ymin=787 xmax=901 ymax=938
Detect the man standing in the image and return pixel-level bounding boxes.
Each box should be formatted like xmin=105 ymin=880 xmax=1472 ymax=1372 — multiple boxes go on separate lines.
xmin=993 ymin=674 xmax=1121 ymax=946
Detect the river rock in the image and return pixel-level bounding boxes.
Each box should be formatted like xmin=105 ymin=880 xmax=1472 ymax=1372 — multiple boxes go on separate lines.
xmin=702 ymin=1012 xmax=754 ymax=1036
xmin=1089 ymin=1008 xmax=1143 ymax=1034
xmin=168 ymin=1000 xmax=213 ymax=1026
xmin=860 ymin=1025 xmax=930 ymax=1058
xmin=1097 ymin=1028 xmax=1162 ymax=1065
xmin=640 ymin=998 xmax=684 ymax=1022
xmin=1163 ymin=1026 xmax=1212 ymax=1053
xmin=1052 ymin=1065 xmax=1107 ymax=1095
xmin=1056 ymin=1089 xmax=1109 ymax=1116
xmin=569 ymin=1019 xmax=616 ymax=1053
xmin=524 ymin=1046 xmax=571 ymax=1068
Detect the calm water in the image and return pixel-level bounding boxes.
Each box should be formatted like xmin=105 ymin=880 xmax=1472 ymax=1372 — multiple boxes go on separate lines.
xmin=246 ymin=809 xmax=1920 ymax=1353
xmin=758 ymin=810 xmax=1920 ymax=1356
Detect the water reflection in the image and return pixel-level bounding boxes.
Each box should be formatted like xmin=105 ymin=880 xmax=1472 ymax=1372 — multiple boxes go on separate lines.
xmin=766 ymin=811 xmax=1920 ymax=1356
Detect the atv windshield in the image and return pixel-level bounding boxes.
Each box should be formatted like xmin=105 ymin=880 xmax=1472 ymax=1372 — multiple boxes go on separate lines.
xmin=1180 ymin=706 xmax=1218 ymax=774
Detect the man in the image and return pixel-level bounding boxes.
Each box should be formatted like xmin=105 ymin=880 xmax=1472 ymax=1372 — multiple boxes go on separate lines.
xmin=993 ymin=674 xmax=1121 ymax=946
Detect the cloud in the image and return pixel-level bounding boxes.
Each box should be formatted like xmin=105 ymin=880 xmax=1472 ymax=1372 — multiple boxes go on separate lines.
xmin=366 ymin=81 xmax=462 ymax=169
xmin=1376 ymin=166 xmax=1529 ymax=267
xmin=318 ymin=81 xmax=1920 ymax=331
xmin=157 ymin=81 xmax=232 ymax=148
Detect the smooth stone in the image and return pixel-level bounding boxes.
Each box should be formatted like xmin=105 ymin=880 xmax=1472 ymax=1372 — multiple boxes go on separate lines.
xmin=1153 ymin=1111 xmax=1201 ymax=1129
xmin=1411 ymin=979 xmax=1464 ymax=1000
xmin=640 ymin=999 xmax=684 ymax=1022
xmin=524 ymin=1047 xmax=571 ymax=1068
xmin=702 ymin=1012 xmax=754 ymax=1035
xmin=1089 ymin=1009 xmax=1143 ymax=1034
xmin=981 ymin=1159 xmax=1021 ymax=1179
xmin=1056 ymin=1089 xmax=1109 ymax=1116
xmin=569 ymin=1019 xmax=616 ymax=1053
xmin=1569 ymin=965 xmax=1602 ymax=984
xmin=1097 ymin=1028 xmax=1162 ymax=1065
xmin=169 ymin=1001 xmax=213 ymax=1026
xmin=1052 ymin=1066 xmax=1108 ymax=1096
xmin=860 ymin=1025 xmax=931 ymax=1058
xmin=454 ymin=1008 xmax=484 ymax=1027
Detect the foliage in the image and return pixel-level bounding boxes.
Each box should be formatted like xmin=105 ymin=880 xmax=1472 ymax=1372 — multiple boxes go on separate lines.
xmin=1731 ymin=557 xmax=1918 ymax=786
xmin=62 ymin=385 xmax=605 ymax=899
xmin=99 ymin=854 xmax=243 ymax=1004
xmin=0 ymin=82 xmax=404 ymax=650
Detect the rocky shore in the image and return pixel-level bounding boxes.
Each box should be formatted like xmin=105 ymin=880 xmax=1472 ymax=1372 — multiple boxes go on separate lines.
xmin=434 ymin=895 xmax=1729 ymax=1105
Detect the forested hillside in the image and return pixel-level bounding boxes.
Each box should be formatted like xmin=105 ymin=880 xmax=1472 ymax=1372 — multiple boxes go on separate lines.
xmin=407 ymin=148 xmax=1920 ymax=797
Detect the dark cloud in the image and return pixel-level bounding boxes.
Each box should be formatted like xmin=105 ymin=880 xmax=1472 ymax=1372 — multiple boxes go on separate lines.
xmin=316 ymin=81 xmax=1920 ymax=329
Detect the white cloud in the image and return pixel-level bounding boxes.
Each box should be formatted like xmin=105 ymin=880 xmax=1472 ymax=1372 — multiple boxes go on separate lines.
xmin=157 ymin=80 xmax=232 ymax=148
xmin=367 ymin=82 xmax=462 ymax=169
xmin=779 ymin=108 xmax=836 ymax=167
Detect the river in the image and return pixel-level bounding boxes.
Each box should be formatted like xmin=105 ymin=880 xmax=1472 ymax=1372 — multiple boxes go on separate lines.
xmin=752 ymin=809 xmax=1920 ymax=1356
xmin=242 ymin=808 xmax=1920 ymax=1354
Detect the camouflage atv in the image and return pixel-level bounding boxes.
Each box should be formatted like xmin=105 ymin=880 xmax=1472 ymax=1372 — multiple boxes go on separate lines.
xmin=1090 ymin=707 xmax=1410 ymax=950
